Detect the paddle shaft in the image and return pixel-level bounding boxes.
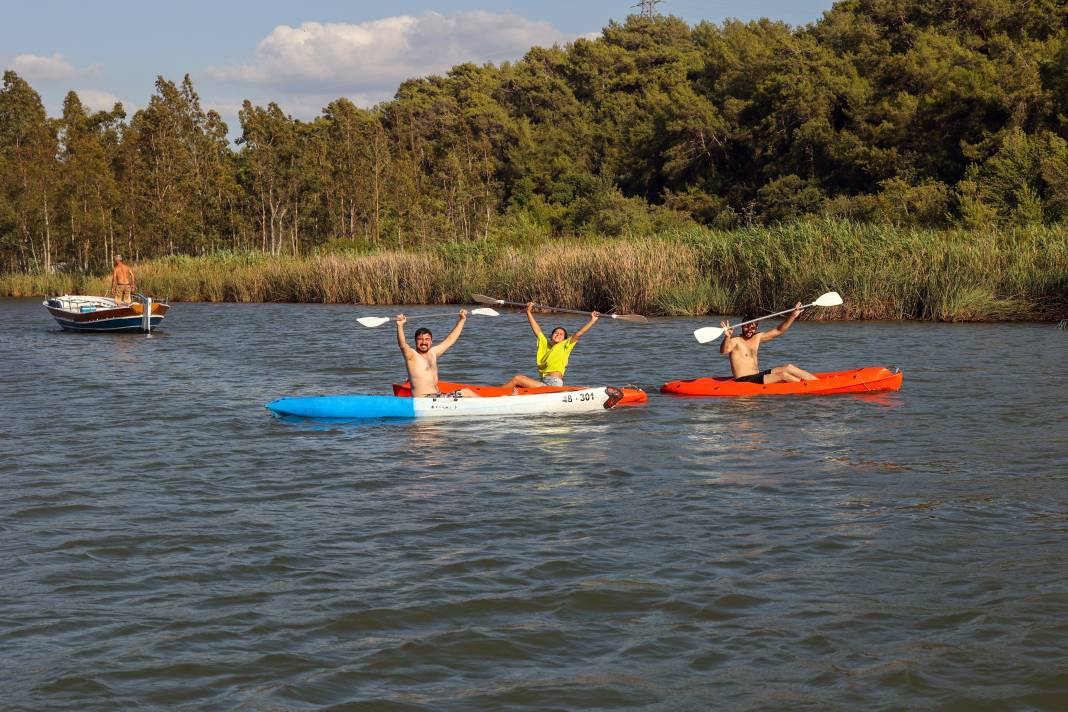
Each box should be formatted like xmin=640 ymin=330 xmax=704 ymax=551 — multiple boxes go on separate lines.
xmin=693 ymin=291 xmax=842 ymax=343
xmin=399 ymin=312 xmax=467 ymax=321
xmin=727 ymin=301 xmax=816 ymax=331
xmin=359 ymin=308 xmax=499 ymax=328
xmin=474 ymin=294 xmax=645 ymax=322
xmin=503 ymin=299 xmax=598 ymax=317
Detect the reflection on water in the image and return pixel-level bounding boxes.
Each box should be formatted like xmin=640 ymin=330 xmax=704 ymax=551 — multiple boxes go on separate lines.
xmin=403 ymin=420 xmax=454 ymax=461
xmin=846 ymin=391 xmax=904 ymax=407
xmin=2 ymin=299 xmax=1068 ymax=710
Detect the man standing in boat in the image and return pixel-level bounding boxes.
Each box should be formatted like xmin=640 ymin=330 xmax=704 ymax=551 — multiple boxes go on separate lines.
xmin=720 ymin=303 xmax=818 ymax=384
xmin=110 ymin=255 xmax=135 ymax=305
xmin=396 ymin=311 xmax=479 ymax=398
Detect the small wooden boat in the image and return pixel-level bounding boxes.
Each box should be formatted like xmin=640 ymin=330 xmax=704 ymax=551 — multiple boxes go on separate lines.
xmin=43 ymin=294 xmax=169 ymax=332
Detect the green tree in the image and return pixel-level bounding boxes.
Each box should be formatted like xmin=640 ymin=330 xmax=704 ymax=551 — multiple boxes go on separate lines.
xmin=125 ymin=77 xmax=205 ymax=255
xmin=966 ymin=128 xmax=1068 ymax=225
xmin=237 ymin=101 xmax=303 ymax=254
xmin=0 ymin=71 xmax=58 ymax=272
xmin=322 ymin=99 xmax=392 ymax=245
xmin=57 ymin=91 xmax=125 ymax=270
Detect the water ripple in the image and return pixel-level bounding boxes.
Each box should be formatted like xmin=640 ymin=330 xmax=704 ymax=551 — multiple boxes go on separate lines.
xmin=2 ymin=299 xmax=1067 ymax=709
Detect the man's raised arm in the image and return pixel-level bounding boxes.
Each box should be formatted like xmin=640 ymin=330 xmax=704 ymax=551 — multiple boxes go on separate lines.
xmin=431 ymin=309 xmax=468 ymax=355
xmin=396 ymin=314 xmax=412 ymax=355
xmin=719 ymin=320 xmax=735 ymax=355
xmin=762 ymin=302 xmax=803 ymax=342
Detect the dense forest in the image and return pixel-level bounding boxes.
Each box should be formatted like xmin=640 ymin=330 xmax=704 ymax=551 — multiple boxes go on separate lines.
xmin=3 ymin=1 xmax=1068 ymax=273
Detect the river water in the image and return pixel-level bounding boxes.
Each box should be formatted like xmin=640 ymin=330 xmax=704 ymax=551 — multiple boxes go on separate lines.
xmin=3 ymin=297 xmax=1067 ymax=710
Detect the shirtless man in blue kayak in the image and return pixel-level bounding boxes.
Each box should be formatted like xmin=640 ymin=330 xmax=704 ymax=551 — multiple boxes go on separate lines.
xmin=396 ymin=312 xmax=479 ymax=398
xmin=720 ymin=302 xmax=818 ymax=384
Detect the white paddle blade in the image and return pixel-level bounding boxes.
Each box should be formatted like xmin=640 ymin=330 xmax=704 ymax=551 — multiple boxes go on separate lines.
xmin=357 ymin=316 xmax=391 ymax=327
xmin=471 ymin=307 xmax=499 ymax=317
xmin=813 ymin=291 xmax=843 ymax=307
xmin=694 ymin=326 xmax=724 ymax=344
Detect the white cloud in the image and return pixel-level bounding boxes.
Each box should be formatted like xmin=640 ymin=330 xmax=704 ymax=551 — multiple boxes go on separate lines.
xmin=206 ymin=11 xmax=577 ymax=96
xmin=11 ymin=53 xmax=101 ymax=81
xmin=75 ymin=89 xmax=125 ymax=113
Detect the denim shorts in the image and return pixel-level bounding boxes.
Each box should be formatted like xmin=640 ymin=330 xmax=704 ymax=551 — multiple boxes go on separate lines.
xmin=540 ymin=375 xmax=564 ymax=387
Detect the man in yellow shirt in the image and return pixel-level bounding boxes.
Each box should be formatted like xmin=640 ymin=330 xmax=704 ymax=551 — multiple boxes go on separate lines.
xmin=501 ymin=302 xmax=599 ymax=388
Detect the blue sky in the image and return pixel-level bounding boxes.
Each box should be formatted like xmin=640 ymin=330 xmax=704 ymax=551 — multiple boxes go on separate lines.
xmin=1 ymin=0 xmax=835 ymax=128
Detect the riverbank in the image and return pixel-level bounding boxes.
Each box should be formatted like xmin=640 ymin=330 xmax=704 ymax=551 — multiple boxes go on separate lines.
xmin=3 ymin=221 xmax=1066 ymax=320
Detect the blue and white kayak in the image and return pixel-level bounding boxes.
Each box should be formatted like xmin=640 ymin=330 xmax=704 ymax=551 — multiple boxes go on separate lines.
xmin=266 ymin=386 xmax=625 ymax=420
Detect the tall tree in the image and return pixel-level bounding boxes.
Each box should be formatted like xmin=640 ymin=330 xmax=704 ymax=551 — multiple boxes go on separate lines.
xmin=126 ymin=77 xmax=203 ymax=255
xmin=58 ymin=91 xmax=124 ymax=270
xmin=237 ymin=101 xmax=302 ymax=254
xmin=0 ymin=71 xmax=58 ymax=272
xmin=322 ymin=99 xmax=391 ymax=244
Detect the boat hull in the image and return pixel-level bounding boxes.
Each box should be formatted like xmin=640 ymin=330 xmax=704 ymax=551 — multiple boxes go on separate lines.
xmin=660 ymin=367 xmax=903 ymax=397
xmin=47 ymin=310 xmax=167 ymax=332
xmin=391 ymin=380 xmax=647 ymax=404
xmin=266 ymin=387 xmax=625 ymax=419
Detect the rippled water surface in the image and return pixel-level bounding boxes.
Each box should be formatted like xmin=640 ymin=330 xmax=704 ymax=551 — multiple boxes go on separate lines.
xmin=3 ymin=298 xmax=1068 ymax=710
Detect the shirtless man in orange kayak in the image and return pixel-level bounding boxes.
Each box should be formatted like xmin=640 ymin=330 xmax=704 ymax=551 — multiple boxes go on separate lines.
xmin=396 ymin=312 xmax=479 ymax=398
xmin=720 ymin=302 xmax=818 ymax=384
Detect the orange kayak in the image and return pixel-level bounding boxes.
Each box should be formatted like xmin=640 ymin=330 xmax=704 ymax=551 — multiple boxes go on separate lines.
xmin=393 ymin=380 xmax=648 ymax=405
xmin=661 ymin=367 xmax=903 ymax=397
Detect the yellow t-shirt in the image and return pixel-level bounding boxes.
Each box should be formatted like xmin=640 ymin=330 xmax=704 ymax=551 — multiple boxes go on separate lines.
xmin=536 ymin=332 xmax=576 ymax=377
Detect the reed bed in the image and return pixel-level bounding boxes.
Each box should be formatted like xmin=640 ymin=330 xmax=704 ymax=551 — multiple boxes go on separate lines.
xmin=3 ymin=221 xmax=1066 ymax=320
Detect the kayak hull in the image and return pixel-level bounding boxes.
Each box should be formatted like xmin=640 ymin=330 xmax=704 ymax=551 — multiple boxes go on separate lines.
xmin=392 ymin=380 xmax=647 ymax=405
xmin=266 ymin=386 xmax=626 ymax=419
xmin=660 ymin=367 xmax=903 ymax=397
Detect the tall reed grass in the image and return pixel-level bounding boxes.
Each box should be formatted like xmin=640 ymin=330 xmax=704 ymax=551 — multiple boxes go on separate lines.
xmin=4 ymin=220 xmax=1066 ymax=320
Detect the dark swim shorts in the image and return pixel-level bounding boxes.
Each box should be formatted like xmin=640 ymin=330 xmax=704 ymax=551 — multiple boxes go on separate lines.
xmin=734 ymin=369 xmax=771 ymax=384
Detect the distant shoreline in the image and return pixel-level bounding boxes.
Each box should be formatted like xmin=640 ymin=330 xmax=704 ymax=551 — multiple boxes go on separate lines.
xmin=3 ymin=222 xmax=1066 ymax=322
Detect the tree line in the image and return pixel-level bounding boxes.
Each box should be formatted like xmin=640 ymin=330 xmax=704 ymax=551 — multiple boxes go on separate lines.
xmin=3 ymin=1 xmax=1068 ymax=273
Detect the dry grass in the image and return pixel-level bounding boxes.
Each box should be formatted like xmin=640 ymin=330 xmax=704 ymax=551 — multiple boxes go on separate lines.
xmin=3 ymin=221 xmax=1066 ymax=320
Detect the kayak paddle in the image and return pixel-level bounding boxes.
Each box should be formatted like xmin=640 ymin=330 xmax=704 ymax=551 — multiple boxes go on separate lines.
xmin=357 ymin=308 xmax=499 ymax=328
xmin=693 ymin=291 xmax=844 ymax=344
xmin=471 ymin=294 xmax=649 ymax=323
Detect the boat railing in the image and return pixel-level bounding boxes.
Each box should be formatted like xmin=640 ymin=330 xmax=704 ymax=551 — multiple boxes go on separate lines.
xmin=47 ymin=295 xmax=117 ymax=312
